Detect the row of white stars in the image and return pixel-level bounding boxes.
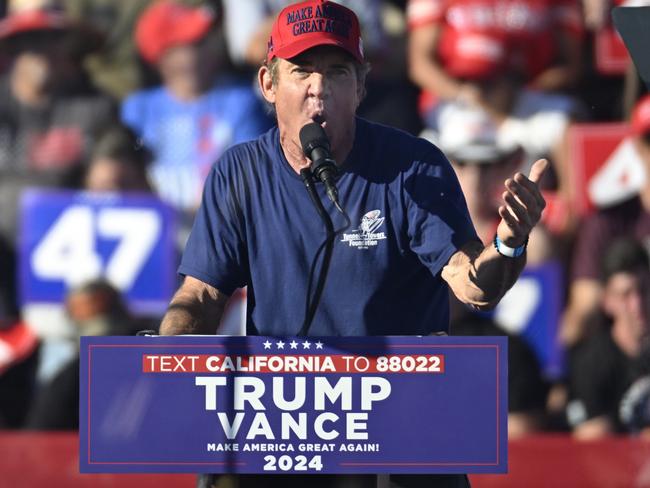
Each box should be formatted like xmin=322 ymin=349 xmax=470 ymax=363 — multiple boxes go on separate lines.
xmin=262 ymin=340 xmax=323 ymax=350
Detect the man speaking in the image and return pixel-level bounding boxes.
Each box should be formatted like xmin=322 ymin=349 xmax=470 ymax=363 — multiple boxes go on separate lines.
xmin=160 ymin=0 xmax=547 ymax=486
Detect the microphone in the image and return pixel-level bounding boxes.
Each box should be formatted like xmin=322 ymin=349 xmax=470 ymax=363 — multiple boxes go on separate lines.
xmin=299 ymin=122 xmax=340 ymax=205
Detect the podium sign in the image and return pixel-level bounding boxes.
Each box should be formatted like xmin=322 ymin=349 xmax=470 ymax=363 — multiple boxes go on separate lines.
xmin=80 ymin=336 xmax=507 ymax=474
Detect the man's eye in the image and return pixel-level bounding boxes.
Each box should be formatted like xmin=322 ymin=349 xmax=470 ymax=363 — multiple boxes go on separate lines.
xmin=330 ymin=68 xmax=350 ymax=77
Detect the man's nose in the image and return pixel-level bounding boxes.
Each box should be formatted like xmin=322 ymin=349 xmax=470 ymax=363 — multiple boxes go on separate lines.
xmin=307 ymin=72 xmax=329 ymax=97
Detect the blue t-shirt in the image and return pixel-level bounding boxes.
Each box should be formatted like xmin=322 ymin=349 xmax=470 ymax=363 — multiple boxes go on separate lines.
xmin=179 ymin=118 xmax=479 ymax=336
xmin=121 ymin=79 xmax=271 ymax=211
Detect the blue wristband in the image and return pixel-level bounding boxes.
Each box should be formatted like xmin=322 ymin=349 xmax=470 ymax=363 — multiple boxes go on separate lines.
xmin=494 ymin=235 xmax=528 ymax=258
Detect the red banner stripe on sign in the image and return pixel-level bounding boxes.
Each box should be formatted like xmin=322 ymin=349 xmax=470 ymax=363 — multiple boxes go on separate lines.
xmin=142 ymin=354 xmax=446 ymax=374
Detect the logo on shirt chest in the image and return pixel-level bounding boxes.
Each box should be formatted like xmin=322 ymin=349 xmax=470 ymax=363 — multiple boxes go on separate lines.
xmin=341 ymin=210 xmax=387 ymax=250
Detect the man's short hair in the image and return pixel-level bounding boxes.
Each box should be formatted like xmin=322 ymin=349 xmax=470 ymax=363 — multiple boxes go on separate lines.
xmin=601 ymin=238 xmax=650 ymax=283
xmin=91 ymin=124 xmax=152 ymax=168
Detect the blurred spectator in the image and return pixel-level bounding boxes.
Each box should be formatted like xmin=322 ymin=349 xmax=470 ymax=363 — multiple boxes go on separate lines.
xmin=221 ymin=1 xmax=423 ymax=134
xmin=561 ymin=94 xmax=650 ymax=347
xmin=407 ymin=0 xmax=583 ymax=102
xmin=407 ymin=0 xmax=583 ymax=208
xmin=437 ymin=105 xmax=554 ymax=264
xmin=0 ymin=0 xmax=116 ymax=245
xmin=121 ymin=0 xmax=272 ymax=214
xmin=63 ymin=0 xmax=153 ymax=100
xmin=83 ymin=124 xmax=152 ymax=192
xmin=64 ymin=279 xmax=137 ymax=336
xmin=26 ymin=279 xmax=136 ymax=430
xmin=567 ymin=238 xmax=650 ymax=439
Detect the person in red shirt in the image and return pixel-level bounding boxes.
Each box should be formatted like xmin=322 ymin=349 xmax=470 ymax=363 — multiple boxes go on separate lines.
xmin=407 ymin=0 xmax=583 ymax=106
xmin=407 ymin=0 xmax=583 ymax=217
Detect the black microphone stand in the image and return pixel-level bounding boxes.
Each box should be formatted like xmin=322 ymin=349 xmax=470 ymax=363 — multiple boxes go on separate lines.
xmin=298 ymin=169 xmax=337 ymax=337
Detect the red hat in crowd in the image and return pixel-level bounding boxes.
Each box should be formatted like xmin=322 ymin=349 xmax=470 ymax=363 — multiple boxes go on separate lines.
xmin=0 ymin=0 xmax=103 ymax=55
xmin=266 ymin=0 xmax=364 ymax=64
xmin=135 ymin=0 xmax=216 ymax=65
xmin=631 ymin=95 xmax=650 ymax=136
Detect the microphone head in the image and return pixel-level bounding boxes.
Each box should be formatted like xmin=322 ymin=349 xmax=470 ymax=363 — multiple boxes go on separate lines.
xmin=300 ymin=122 xmax=330 ymax=158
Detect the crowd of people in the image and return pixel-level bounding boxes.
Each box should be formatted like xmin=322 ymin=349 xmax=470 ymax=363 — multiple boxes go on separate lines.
xmin=0 ymin=0 xmax=649 ymax=444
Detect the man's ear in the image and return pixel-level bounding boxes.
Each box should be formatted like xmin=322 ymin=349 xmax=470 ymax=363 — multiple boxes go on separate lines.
xmin=354 ymin=80 xmax=365 ymax=110
xmin=258 ymin=66 xmax=276 ymax=104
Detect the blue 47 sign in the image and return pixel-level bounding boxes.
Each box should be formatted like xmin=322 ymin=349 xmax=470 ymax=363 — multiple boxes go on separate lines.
xmin=19 ymin=189 xmax=177 ymax=315
xmin=80 ymin=335 xmax=508 ymax=474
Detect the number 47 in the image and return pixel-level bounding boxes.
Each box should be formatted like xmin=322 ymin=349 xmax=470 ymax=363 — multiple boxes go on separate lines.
xmin=31 ymin=206 xmax=162 ymax=290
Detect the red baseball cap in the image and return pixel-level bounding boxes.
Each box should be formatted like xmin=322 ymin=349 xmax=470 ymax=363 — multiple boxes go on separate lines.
xmin=266 ymin=0 xmax=364 ymax=64
xmin=631 ymin=95 xmax=650 ymax=136
xmin=0 ymin=9 xmax=68 ymax=38
xmin=0 ymin=8 xmax=104 ymax=55
xmin=135 ymin=0 xmax=215 ymax=64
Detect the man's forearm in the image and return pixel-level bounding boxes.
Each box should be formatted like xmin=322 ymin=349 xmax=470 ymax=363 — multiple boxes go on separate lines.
xmin=160 ymin=301 xmax=212 ymax=336
xmin=159 ymin=276 xmax=229 ymax=335
xmin=442 ymin=240 xmax=526 ymax=311
xmin=443 ymin=160 xmax=547 ymax=310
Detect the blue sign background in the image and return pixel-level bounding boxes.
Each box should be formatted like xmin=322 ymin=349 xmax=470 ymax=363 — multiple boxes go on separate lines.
xmin=18 ymin=189 xmax=177 ymax=315
xmin=494 ymin=262 xmax=565 ymax=379
xmin=80 ymin=336 xmax=508 ymax=474
xmin=516 ymin=263 xmax=564 ymax=379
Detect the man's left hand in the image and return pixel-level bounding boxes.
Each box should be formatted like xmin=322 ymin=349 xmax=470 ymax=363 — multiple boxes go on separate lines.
xmin=496 ymin=158 xmax=549 ymax=247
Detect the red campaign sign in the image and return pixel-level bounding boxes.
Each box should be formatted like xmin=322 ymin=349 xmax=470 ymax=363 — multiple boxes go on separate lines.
xmin=568 ymin=123 xmax=644 ymax=215
xmin=595 ymin=26 xmax=630 ymax=75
